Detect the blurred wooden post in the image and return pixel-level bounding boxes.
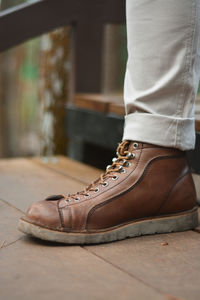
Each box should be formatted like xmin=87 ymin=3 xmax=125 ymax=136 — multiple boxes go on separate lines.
xmin=39 ymin=27 xmax=71 ymax=156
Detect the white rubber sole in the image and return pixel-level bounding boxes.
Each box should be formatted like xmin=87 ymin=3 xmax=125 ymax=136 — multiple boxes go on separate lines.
xmin=18 ymin=207 xmax=198 ymax=245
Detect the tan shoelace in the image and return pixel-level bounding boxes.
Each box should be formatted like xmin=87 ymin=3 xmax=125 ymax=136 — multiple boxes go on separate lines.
xmin=63 ymin=140 xmax=137 ymax=203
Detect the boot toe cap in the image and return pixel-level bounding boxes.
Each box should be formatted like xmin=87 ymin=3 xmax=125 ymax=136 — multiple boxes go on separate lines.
xmin=23 ymin=200 xmax=61 ymax=230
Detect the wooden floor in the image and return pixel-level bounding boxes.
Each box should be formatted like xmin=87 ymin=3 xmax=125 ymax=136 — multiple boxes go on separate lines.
xmin=0 ymin=156 xmax=200 ymax=300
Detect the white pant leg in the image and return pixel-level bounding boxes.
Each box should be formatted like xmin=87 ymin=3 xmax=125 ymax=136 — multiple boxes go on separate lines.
xmin=123 ymin=0 xmax=200 ymax=150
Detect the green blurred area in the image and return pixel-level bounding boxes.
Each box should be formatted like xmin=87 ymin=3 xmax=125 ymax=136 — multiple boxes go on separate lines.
xmin=20 ymin=41 xmax=39 ymax=80
xmin=19 ymin=39 xmax=40 ymax=127
xmin=0 ymin=0 xmax=41 ymax=127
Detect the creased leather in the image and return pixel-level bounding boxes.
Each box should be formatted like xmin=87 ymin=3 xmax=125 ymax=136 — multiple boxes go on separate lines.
xmin=23 ymin=141 xmax=197 ymax=232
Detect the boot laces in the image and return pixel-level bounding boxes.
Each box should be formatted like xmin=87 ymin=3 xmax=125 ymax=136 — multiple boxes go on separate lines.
xmin=63 ymin=140 xmax=136 ymax=203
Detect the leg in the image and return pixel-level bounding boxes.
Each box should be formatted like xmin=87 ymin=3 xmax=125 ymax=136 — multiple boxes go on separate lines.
xmin=18 ymin=0 xmax=199 ymax=244
xmin=123 ymin=0 xmax=200 ymax=150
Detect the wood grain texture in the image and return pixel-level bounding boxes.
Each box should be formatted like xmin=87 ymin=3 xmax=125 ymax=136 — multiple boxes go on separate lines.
xmin=109 ymin=101 xmax=125 ymax=116
xmin=0 ymin=158 xmax=85 ymax=212
xmin=85 ymin=230 xmax=200 ymax=300
xmin=75 ymin=93 xmax=109 ymax=113
xmin=0 ymin=156 xmax=199 ymax=300
xmin=0 ymin=238 xmax=167 ymax=300
xmin=74 ymin=93 xmax=124 ymax=115
xmin=195 ymin=96 xmax=200 ymax=131
xmin=74 ymin=93 xmax=199 ymax=119
xmin=196 ymin=120 xmax=200 ymax=132
xmin=0 ymin=199 xmax=23 ymax=248
xmin=32 ymin=156 xmax=102 ymax=185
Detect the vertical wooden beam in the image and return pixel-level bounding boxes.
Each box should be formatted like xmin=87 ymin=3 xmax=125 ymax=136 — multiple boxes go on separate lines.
xmin=39 ymin=27 xmax=71 ymax=156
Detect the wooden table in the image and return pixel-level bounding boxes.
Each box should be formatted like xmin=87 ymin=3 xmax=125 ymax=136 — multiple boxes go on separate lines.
xmin=0 ymin=156 xmax=200 ymax=300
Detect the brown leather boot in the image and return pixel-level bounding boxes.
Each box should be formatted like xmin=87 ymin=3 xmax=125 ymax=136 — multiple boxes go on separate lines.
xmin=18 ymin=140 xmax=198 ymax=244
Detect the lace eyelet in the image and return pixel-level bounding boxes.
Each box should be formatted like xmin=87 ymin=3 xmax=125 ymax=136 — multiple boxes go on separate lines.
xmin=106 ymin=165 xmax=112 ymax=170
xmin=112 ymin=157 xmax=117 ymax=163
xmin=65 ymin=198 xmax=71 ymax=203
xmin=125 ymin=162 xmax=131 ymax=167
xmin=102 ymin=182 xmax=109 ymax=187
xmin=128 ymin=152 xmax=135 ymax=159
xmin=112 ymin=175 xmax=118 ymax=181
xmin=133 ymin=142 xmax=139 ymax=149
xmin=85 ymin=193 xmax=90 ymax=198
xmin=120 ymin=168 xmax=126 ymax=174
xmin=94 ymin=188 xmax=99 ymax=193
xmin=74 ymin=197 xmax=80 ymax=202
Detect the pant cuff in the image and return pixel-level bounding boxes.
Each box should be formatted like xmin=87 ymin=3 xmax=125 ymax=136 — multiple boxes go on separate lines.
xmin=122 ymin=112 xmax=195 ymax=151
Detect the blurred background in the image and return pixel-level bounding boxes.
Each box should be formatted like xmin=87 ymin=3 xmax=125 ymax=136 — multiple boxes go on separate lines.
xmin=0 ymin=0 xmax=199 ymax=170
xmin=0 ymin=0 xmax=127 ymax=166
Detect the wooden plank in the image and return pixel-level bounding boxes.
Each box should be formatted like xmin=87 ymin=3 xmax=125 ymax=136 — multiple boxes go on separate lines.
xmin=74 ymin=93 xmax=124 ymax=114
xmin=85 ymin=230 xmax=200 ymax=300
xmin=109 ymin=101 xmax=125 ymax=116
xmin=74 ymin=93 xmax=199 ymax=120
xmin=0 ymin=199 xmax=23 ymax=248
xmin=0 ymin=156 xmax=199 ymax=299
xmin=0 ymin=156 xmax=167 ymax=300
xmin=0 ymin=239 xmax=167 ymax=300
xmin=32 ymin=156 xmax=102 ymax=185
xmin=195 ymin=96 xmax=200 ymax=131
xmin=75 ymin=93 xmax=109 ymax=113
xmin=196 ymin=120 xmax=200 ymax=132
xmin=0 ymin=158 xmax=85 ymax=212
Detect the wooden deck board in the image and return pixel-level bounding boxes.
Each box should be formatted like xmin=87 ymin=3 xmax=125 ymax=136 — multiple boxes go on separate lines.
xmin=0 ymin=156 xmax=200 ymax=300
xmin=74 ymin=93 xmax=200 ymax=129
xmin=0 ymin=157 xmax=167 ymax=300
xmin=0 ymin=158 xmax=86 ymax=212
xmin=32 ymin=156 xmax=102 ymax=185
xmin=74 ymin=93 xmax=125 ymax=115
xmin=0 ymin=237 xmax=167 ymax=300
xmin=85 ymin=231 xmax=200 ymax=300
xmin=0 ymin=199 xmax=23 ymax=247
